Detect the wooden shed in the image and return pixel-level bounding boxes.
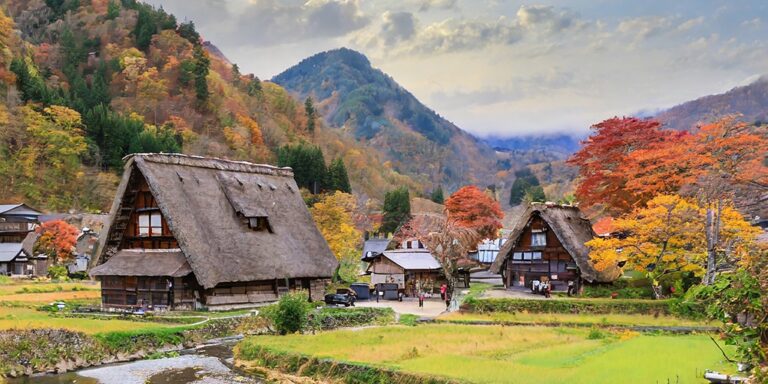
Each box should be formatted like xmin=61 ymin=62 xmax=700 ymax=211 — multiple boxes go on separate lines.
xmin=490 ymin=203 xmax=618 ymax=291
xmin=90 ymin=153 xmax=338 ymax=310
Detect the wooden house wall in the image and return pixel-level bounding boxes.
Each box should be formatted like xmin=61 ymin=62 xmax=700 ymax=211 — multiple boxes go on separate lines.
xmin=505 ymin=215 xmax=578 ymax=289
xmin=120 ymin=176 xmax=178 ymax=249
xmin=369 ymin=257 xmax=405 ymax=274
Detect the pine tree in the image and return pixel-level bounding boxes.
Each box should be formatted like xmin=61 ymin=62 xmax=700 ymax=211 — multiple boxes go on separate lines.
xmin=277 ymin=143 xmax=328 ymax=193
xmin=328 ymin=158 xmax=351 ymax=193
xmin=430 ymin=185 xmax=444 ymax=204
xmin=246 ymin=77 xmax=262 ymax=96
xmin=304 ymin=97 xmax=316 ymax=134
xmin=381 ymin=187 xmax=411 ymax=234
xmin=509 ymin=168 xmax=542 ymax=206
xmin=106 ymin=0 xmax=120 ymax=20
xmin=231 ymin=64 xmax=241 ymax=86
xmin=192 ymin=45 xmax=209 ymax=102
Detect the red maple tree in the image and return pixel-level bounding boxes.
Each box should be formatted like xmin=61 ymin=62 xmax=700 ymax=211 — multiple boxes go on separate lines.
xmin=444 ymin=185 xmax=503 ymax=239
xmin=35 ymin=220 xmax=79 ymax=264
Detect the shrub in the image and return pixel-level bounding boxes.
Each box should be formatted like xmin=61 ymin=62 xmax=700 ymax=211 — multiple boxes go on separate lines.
xmin=273 ymin=292 xmax=310 ymax=335
xmin=464 ymin=298 xmax=672 ymax=316
xmin=0 ymin=275 xmax=10 ymax=285
xmin=587 ymin=327 xmax=606 ymax=340
xmin=398 ymin=313 xmax=419 ymax=327
xmin=312 ymin=307 xmax=395 ymax=330
xmin=48 ymin=265 xmax=68 ymax=280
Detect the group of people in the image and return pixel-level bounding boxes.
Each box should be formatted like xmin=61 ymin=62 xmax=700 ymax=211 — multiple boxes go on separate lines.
xmin=416 ymin=283 xmax=452 ymax=309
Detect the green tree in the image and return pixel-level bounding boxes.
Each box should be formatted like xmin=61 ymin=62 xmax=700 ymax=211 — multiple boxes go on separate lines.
xmin=509 ymin=168 xmax=544 ymax=206
xmin=277 ymin=143 xmax=328 ymax=193
xmin=305 ymin=97 xmax=316 ymax=134
xmin=177 ymin=21 xmax=200 ymax=45
xmin=192 ymin=45 xmax=209 ymax=102
xmin=106 ymin=0 xmax=120 ymax=20
xmin=381 ymin=186 xmax=411 ymax=234
xmin=430 ymin=185 xmax=444 ymax=204
xmin=231 ymin=63 xmax=241 ymax=86
xmin=246 ymin=77 xmax=262 ymax=96
xmin=327 ymin=157 xmax=351 ymax=193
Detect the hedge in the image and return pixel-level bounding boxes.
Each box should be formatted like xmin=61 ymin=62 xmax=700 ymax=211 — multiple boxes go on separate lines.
xmin=463 ymin=297 xmax=673 ymax=316
xmin=236 ymin=343 xmax=462 ymax=384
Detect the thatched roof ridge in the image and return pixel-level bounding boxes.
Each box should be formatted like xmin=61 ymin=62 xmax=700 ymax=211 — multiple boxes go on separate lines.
xmin=490 ymin=203 xmax=618 ymax=283
xmin=93 ymin=153 xmax=338 ymax=288
xmin=123 ymin=153 xmax=295 ymax=177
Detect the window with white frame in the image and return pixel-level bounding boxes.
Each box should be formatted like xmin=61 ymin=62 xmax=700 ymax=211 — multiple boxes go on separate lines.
xmin=513 ymin=252 xmax=523 ymax=260
xmin=532 ymin=251 xmax=542 ymax=260
xmin=138 ymin=212 xmax=162 ymax=237
xmin=531 ymin=230 xmax=547 ymax=246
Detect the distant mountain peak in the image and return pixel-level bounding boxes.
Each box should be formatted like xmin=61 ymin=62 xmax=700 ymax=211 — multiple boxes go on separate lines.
xmin=273 ymin=48 xmax=496 ymax=189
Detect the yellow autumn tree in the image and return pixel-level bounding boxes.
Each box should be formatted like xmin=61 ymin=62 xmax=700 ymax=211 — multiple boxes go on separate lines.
xmin=587 ymin=194 xmax=758 ymax=298
xmin=310 ymin=191 xmax=362 ymax=282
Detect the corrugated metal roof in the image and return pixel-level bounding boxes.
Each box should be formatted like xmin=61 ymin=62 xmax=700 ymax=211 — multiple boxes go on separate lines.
xmin=0 ymin=243 xmax=26 ymax=262
xmin=0 ymin=204 xmax=42 ymax=217
xmin=382 ymin=249 xmax=441 ymax=270
xmin=361 ymin=238 xmax=390 ymax=260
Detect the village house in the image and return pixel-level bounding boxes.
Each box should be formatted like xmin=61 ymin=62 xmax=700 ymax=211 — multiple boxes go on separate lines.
xmin=0 ymin=204 xmax=47 ymax=277
xmin=365 ymin=238 xmax=445 ymax=297
xmin=90 ymin=154 xmax=338 ymax=310
xmin=490 ymin=203 xmax=618 ymax=292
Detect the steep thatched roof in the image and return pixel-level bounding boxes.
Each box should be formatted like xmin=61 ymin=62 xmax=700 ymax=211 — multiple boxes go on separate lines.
xmin=90 ymin=249 xmax=192 ymax=277
xmin=93 ymin=154 xmax=338 ymax=288
xmin=490 ymin=203 xmax=618 ymax=283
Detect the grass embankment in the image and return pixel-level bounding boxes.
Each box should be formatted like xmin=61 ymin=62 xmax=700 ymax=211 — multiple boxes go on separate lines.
xmin=438 ymin=312 xmax=714 ymax=328
xmin=238 ymin=324 xmax=735 ymax=384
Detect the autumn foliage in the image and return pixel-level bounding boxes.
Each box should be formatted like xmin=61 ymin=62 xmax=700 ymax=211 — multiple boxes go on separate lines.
xmin=586 ymin=194 xmax=759 ymax=298
xmin=570 ymin=116 xmax=768 ymax=216
xmin=35 ymin=220 xmax=79 ymax=264
xmin=445 ymin=185 xmax=503 ymax=239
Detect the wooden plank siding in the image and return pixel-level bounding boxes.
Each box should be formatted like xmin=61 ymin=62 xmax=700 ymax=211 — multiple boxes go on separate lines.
xmin=506 ymin=216 xmax=577 ymax=290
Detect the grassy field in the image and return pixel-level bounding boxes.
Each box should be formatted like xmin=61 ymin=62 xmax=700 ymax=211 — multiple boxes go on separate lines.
xmin=243 ymin=324 xmax=734 ymax=384
xmin=439 ymin=311 xmax=715 ymax=327
xmin=0 ymin=279 xmax=183 ymax=334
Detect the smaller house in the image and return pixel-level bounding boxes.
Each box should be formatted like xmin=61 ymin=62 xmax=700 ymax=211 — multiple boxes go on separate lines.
xmin=366 ymin=245 xmax=444 ymax=297
xmin=0 ymin=204 xmax=42 ymax=243
xmin=0 ymin=242 xmax=47 ymax=276
xmin=491 ymin=203 xmax=619 ymax=291
xmin=69 ymin=228 xmax=99 ymax=274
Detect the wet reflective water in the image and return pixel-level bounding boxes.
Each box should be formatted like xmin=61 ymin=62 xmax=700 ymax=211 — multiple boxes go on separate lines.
xmin=6 ymin=342 xmax=262 ymax=384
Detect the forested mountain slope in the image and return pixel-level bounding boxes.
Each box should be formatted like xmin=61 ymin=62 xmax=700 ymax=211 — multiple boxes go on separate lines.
xmin=273 ymin=48 xmax=497 ymax=190
xmin=0 ymin=0 xmax=418 ymax=212
xmin=656 ymin=76 xmax=768 ymax=131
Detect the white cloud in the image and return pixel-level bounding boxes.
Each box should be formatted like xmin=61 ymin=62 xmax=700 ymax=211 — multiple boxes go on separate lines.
xmin=418 ymin=0 xmax=457 ymax=12
xmin=741 ymin=17 xmax=762 ymax=28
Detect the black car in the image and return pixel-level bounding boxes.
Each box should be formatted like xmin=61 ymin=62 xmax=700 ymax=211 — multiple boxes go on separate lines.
xmin=324 ymin=289 xmax=356 ymax=306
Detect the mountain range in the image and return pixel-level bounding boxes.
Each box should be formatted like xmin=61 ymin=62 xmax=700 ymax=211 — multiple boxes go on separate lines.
xmin=272 ymin=48 xmax=499 ymax=191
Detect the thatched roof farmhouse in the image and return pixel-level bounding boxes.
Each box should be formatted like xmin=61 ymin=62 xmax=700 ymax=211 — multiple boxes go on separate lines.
xmin=90 ymin=153 xmax=338 ymax=310
xmin=491 ymin=203 xmax=619 ymax=291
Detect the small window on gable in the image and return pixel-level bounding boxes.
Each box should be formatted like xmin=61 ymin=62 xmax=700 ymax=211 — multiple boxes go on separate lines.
xmin=248 ymin=217 xmax=273 ymax=233
xmin=138 ymin=212 xmax=162 ymax=237
xmin=531 ymin=231 xmax=547 ymax=247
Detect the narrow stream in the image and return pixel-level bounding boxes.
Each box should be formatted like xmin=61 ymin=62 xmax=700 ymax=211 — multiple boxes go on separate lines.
xmin=6 ymin=340 xmax=264 ymax=384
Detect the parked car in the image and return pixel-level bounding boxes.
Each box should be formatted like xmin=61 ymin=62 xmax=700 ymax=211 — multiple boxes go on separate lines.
xmin=324 ymin=288 xmax=356 ymax=307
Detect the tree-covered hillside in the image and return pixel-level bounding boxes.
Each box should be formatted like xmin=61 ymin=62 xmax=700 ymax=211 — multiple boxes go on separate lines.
xmin=273 ymin=48 xmax=497 ymax=190
xmin=0 ymin=0 xmax=419 ymax=212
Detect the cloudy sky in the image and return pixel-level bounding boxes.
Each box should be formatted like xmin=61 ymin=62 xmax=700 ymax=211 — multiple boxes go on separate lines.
xmin=146 ymin=0 xmax=768 ymax=138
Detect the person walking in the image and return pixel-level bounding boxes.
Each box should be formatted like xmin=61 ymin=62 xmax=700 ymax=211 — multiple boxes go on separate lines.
xmin=440 ymin=283 xmax=447 ymax=301
xmin=418 ymin=291 xmax=424 ymax=308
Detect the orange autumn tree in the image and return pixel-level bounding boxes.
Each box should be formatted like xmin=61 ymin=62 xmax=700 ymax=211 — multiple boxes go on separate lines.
xmin=620 ymin=117 xmax=768 ymax=283
xmin=35 ymin=220 xmax=79 ymax=264
xmin=444 ymin=185 xmax=504 ymax=239
xmin=567 ymin=117 xmax=673 ymax=215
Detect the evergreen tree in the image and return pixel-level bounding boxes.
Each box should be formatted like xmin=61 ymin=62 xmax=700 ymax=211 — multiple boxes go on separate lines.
xmin=246 ymin=77 xmax=262 ymax=96
xmin=381 ymin=186 xmax=411 ymax=234
xmin=106 ymin=0 xmax=120 ymax=20
xmin=509 ymin=168 xmax=543 ymax=206
xmin=304 ymin=97 xmax=316 ymax=134
xmin=177 ymin=21 xmax=200 ymax=45
xmin=277 ymin=143 xmax=328 ymax=193
xmin=328 ymin=158 xmax=351 ymax=193
xmin=192 ymin=45 xmax=209 ymax=102
xmin=231 ymin=64 xmax=241 ymax=86
xmin=430 ymin=185 xmax=444 ymax=204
